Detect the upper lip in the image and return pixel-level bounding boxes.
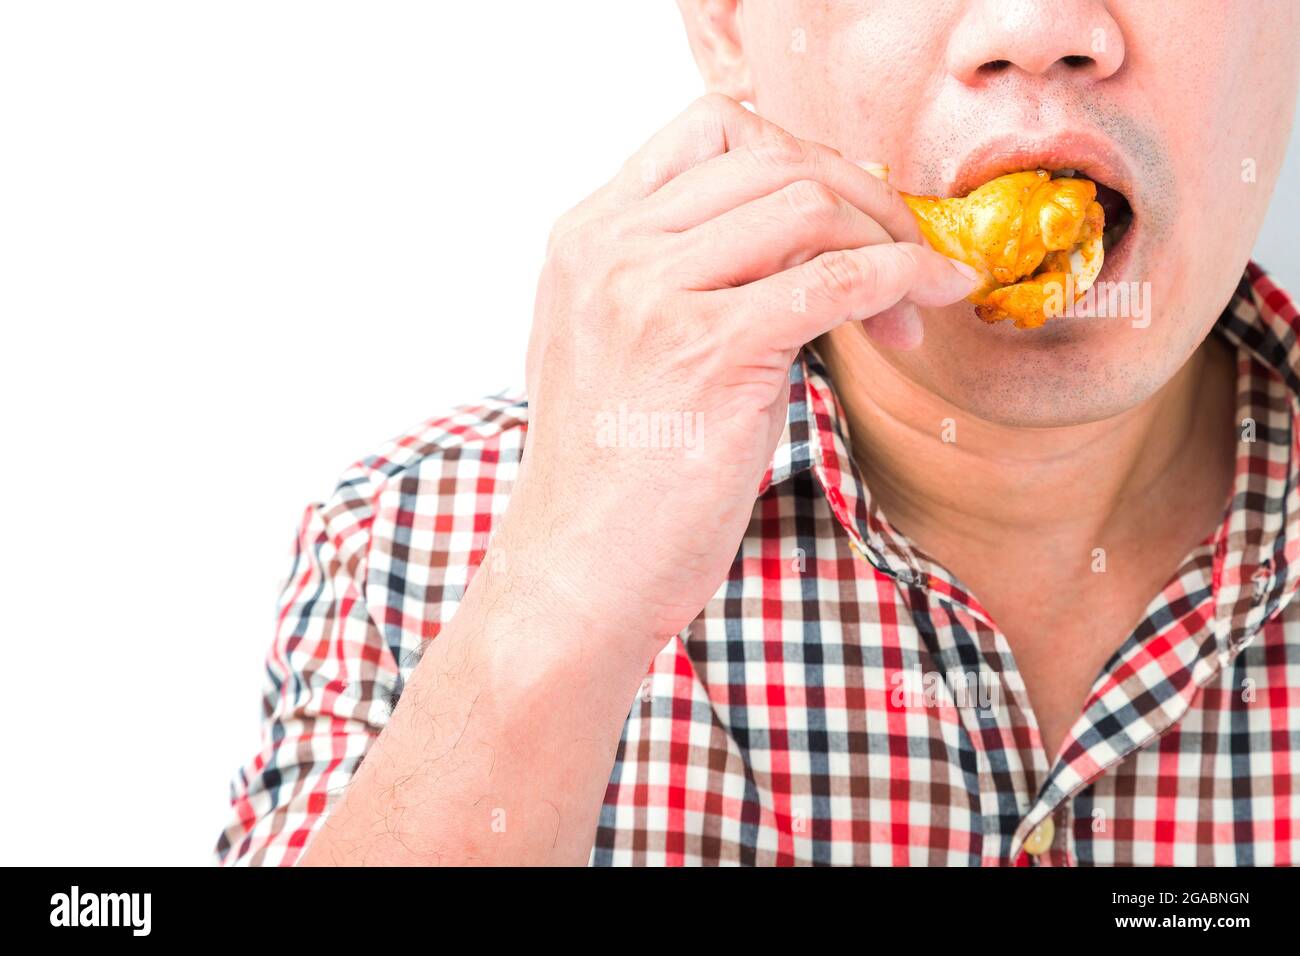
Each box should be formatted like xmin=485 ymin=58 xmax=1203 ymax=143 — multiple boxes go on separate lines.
xmin=947 ymin=130 xmax=1136 ymax=208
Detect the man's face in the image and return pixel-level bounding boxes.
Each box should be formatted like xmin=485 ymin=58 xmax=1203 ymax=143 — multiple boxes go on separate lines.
xmin=692 ymin=0 xmax=1300 ymax=426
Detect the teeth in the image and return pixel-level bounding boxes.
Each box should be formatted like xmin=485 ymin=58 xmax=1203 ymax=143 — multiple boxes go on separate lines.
xmin=1069 ymin=234 xmax=1105 ymax=293
xmin=1052 ymin=168 xmax=1077 ymax=178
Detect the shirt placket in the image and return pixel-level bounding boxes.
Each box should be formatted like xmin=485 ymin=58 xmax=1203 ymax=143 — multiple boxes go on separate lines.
xmin=1007 ymin=553 xmax=1261 ymax=866
xmin=811 ymin=422 xmax=1052 ymax=863
xmin=1009 ymin=332 xmax=1300 ymax=864
xmin=797 ymin=326 xmax=1299 ymax=867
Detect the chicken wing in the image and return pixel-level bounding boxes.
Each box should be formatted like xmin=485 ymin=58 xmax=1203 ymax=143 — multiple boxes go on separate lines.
xmin=901 ymin=170 xmax=1105 ymax=329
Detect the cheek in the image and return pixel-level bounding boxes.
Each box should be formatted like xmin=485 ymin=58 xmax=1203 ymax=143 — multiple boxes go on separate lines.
xmin=746 ymin=2 xmax=954 ymax=157
xmin=830 ymin=25 xmax=936 ymax=155
xmin=1153 ymin=197 xmax=1249 ymax=334
xmin=1143 ymin=118 xmax=1277 ymax=346
xmin=1100 ymin=6 xmax=1291 ymax=357
xmin=1124 ymin=1 xmax=1293 ymax=284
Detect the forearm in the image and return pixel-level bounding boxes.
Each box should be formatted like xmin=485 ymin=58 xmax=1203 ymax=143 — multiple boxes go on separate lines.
xmin=299 ymin=562 xmax=654 ymax=867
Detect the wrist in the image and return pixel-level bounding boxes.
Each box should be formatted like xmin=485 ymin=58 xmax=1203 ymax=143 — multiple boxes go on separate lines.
xmin=451 ymin=534 xmax=664 ymax=695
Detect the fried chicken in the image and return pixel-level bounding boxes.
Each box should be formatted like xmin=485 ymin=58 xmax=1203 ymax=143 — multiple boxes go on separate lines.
xmin=901 ymin=170 xmax=1105 ymax=329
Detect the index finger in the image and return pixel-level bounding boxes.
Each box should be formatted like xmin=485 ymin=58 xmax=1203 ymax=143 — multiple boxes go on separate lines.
xmin=640 ymin=137 xmax=921 ymax=246
xmin=712 ymin=241 xmax=979 ymax=352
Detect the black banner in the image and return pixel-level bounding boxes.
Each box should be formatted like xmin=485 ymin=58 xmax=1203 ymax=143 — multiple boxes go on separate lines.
xmin=5 ymin=865 xmax=1288 ymax=939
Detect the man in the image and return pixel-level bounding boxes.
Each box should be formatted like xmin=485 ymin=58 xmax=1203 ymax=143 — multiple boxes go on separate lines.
xmin=217 ymin=0 xmax=1300 ymax=865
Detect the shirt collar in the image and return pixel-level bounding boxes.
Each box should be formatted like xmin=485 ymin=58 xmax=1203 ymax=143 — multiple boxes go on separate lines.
xmin=760 ymin=262 xmax=1300 ymax=651
xmin=1207 ymin=263 xmax=1300 ymax=656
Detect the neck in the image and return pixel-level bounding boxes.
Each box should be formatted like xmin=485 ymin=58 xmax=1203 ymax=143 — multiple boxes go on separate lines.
xmin=815 ymin=326 xmax=1237 ymax=564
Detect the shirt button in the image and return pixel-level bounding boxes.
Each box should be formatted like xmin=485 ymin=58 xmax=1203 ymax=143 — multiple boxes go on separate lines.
xmin=1022 ymin=817 xmax=1055 ymax=857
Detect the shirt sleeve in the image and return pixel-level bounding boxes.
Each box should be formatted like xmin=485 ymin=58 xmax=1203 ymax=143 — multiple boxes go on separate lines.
xmin=214 ymin=472 xmax=400 ymax=866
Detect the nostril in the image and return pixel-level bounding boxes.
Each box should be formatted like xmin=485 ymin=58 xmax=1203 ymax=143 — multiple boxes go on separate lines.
xmin=972 ymin=53 xmax=1103 ymax=80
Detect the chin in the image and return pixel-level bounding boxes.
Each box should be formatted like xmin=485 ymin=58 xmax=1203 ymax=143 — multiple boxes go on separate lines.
xmin=893 ymin=221 xmax=1228 ymax=428
xmin=905 ymin=300 xmax=1201 ymax=430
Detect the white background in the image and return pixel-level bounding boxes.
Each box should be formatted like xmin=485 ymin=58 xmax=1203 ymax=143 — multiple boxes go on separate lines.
xmin=1 ymin=2 xmax=1296 ymax=866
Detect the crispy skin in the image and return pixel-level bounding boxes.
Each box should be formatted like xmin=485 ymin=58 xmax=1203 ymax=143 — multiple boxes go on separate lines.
xmin=902 ymin=170 xmax=1105 ymax=329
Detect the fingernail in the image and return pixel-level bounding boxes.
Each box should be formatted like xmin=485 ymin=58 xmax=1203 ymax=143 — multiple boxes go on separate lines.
xmin=947 ymin=257 xmax=981 ymax=283
xmin=854 ymin=160 xmax=889 ymax=181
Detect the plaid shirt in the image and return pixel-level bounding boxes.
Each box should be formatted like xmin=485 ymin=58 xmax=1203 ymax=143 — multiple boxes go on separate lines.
xmin=218 ymin=263 xmax=1300 ymax=867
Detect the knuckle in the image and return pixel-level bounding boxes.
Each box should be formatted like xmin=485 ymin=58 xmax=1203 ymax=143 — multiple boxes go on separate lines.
xmin=621 ymin=149 xmax=659 ymax=189
xmin=879 ymin=243 xmax=920 ymax=285
xmin=549 ymin=210 xmax=638 ymax=269
xmin=782 ymin=179 xmax=842 ymax=223
xmin=884 ymin=190 xmax=922 ymax=240
xmin=597 ymin=210 xmax=635 ymax=245
xmin=693 ymin=92 xmax=740 ymax=122
xmin=748 ymin=133 xmax=808 ymax=170
xmin=813 ymin=249 xmax=868 ymax=299
xmin=548 ymin=222 xmax=598 ymax=276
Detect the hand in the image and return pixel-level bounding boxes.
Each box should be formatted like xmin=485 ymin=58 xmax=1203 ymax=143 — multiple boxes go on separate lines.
xmin=497 ymin=94 xmax=977 ymax=661
xmin=301 ymin=99 xmax=980 ymax=864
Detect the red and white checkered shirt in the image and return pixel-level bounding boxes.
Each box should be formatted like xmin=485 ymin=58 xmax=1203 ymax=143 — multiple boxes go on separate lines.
xmin=218 ymin=263 xmax=1300 ymax=866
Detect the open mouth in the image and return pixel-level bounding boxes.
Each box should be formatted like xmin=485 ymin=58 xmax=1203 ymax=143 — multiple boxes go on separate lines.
xmin=902 ymin=166 xmax=1136 ymax=329
xmin=1052 ymin=167 xmax=1134 ymax=261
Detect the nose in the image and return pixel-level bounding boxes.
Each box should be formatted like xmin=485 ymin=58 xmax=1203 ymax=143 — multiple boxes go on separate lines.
xmin=947 ymin=0 xmax=1126 ymax=85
